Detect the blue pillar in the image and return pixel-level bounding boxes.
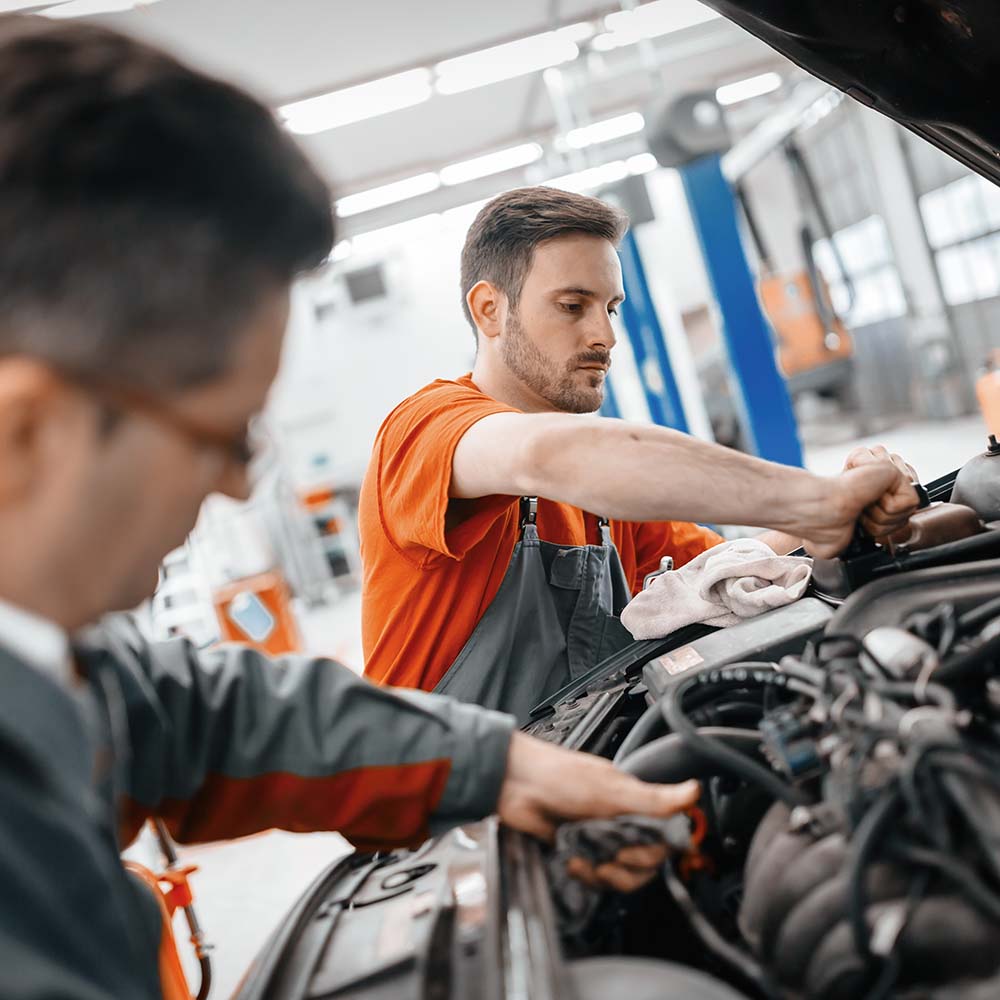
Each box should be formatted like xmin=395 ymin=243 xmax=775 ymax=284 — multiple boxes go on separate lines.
xmin=680 ymin=154 xmax=803 ymax=467
xmin=617 ymin=229 xmax=689 ymax=432
xmin=599 ymin=373 xmax=622 ymax=419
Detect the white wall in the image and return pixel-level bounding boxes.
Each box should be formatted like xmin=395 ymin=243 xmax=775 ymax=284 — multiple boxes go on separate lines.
xmin=640 ymin=168 xmax=714 ymax=313
xmin=268 ymin=214 xmax=478 ymax=490
xmin=266 ymin=170 xmax=726 ymax=491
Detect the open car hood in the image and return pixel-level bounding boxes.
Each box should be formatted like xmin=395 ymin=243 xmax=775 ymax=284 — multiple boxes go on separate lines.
xmin=703 ymin=1 xmax=1000 ymax=182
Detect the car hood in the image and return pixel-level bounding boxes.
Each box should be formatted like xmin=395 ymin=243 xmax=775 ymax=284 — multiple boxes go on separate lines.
xmin=702 ymin=1 xmax=1000 ymax=181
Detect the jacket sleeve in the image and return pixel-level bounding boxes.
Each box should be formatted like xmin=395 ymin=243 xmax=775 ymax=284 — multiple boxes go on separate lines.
xmin=85 ymin=619 xmax=515 ymax=852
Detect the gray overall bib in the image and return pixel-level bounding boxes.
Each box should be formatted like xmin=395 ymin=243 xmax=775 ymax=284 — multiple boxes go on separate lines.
xmin=433 ymin=497 xmax=635 ymax=723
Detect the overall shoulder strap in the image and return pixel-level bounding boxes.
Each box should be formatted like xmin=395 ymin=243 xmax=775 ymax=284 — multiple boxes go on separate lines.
xmin=519 ymin=496 xmax=538 ymax=533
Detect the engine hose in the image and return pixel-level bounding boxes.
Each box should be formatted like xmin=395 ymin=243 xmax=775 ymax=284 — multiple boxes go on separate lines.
xmin=616 ymin=663 xmax=780 ymax=765
xmin=663 ymin=861 xmax=781 ymax=1000
xmin=847 ymin=787 xmax=901 ymax=961
xmin=660 ymin=667 xmax=811 ymax=807
xmin=618 ymin=727 xmax=764 ymax=782
xmin=613 ymin=701 xmax=666 ymax=764
xmin=934 ymin=628 xmax=1000 ymax=684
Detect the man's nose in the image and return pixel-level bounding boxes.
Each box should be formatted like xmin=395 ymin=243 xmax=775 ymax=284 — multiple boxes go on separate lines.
xmin=587 ymin=311 xmax=617 ymax=352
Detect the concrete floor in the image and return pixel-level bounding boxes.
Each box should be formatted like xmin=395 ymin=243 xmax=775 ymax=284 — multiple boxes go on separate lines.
xmin=803 ymin=413 xmax=987 ymax=480
xmin=145 ymin=412 xmax=990 ymax=999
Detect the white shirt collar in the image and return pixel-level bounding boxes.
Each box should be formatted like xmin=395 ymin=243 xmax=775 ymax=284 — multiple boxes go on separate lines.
xmin=0 ymin=597 xmax=72 ymax=688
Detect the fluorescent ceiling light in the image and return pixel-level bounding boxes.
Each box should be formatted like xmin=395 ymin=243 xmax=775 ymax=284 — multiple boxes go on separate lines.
xmin=435 ymin=31 xmax=578 ymax=95
xmin=596 ymin=0 xmax=719 ymax=49
xmin=330 ymin=240 xmax=353 ymax=263
xmin=280 ymin=68 xmax=432 ymax=136
xmin=39 ymin=0 xmax=161 ymax=15
xmin=626 ymin=152 xmax=658 ymax=175
xmin=440 ymin=142 xmax=543 ymax=186
xmin=556 ymin=21 xmax=596 ymax=44
xmin=590 ymin=32 xmax=627 ymax=53
xmin=547 ymin=160 xmax=629 ymax=194
xmin=604 ymin=0 xmax=720 ymax=36
xmin=716 ymin=71 xmax=782 ymax=106
xmin=336 ymin=172 xmax=440 ymax=218
xmin=0 ymin=0 xmax=61 ymax=11
xmin=565 ymin=112 xmax=645 ymax=150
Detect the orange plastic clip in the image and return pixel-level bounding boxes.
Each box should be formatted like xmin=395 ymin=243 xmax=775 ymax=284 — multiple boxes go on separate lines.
xmin=158 ymin=865 xmax=199 ymax=916
xmin=679 ymin=806 xmax=714 ymax=880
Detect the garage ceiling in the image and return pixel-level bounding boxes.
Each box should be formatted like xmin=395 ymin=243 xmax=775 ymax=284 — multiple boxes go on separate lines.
xmin=76 ymin=0 xmax=793 ymax=231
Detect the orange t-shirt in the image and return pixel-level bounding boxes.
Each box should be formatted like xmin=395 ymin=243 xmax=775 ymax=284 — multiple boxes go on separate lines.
xmin=359 ymin=374 xmax=723 ymax=691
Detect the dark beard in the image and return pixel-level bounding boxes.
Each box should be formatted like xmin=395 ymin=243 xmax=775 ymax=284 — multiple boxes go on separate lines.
xmin=499 ymin=311 xmax=606 ymax=414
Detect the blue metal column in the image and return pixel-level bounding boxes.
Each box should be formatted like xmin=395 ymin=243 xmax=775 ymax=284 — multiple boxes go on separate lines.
xmin=617 ymin=228 xmax=689 ymax=432
xmin=599 ymin=373 xmax=622 ymax=419
xmin=680 ymin=154 xmax=803 ymax=467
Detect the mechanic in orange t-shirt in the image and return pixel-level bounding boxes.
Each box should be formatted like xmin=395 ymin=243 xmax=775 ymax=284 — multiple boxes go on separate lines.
xmin=360 ymin=187 xmax=920 ymax=721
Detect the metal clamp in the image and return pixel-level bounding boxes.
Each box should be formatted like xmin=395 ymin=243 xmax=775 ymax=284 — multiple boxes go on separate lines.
xmin=519 ymin=496 xmax=538 ymax=527
xmin=642 ymin=556 xmax=674 ymax=590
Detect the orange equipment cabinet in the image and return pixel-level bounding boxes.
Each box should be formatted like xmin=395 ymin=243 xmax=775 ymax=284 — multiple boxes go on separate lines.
xmin=759 ymin=270 xmax=853 ymax=379
xmin=213 ymin=569 xmax=302 ymax=656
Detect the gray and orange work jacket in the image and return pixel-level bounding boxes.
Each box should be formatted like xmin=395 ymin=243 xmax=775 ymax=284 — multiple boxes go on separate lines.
xmin=0 ymin=617 xmax=514 ymax=999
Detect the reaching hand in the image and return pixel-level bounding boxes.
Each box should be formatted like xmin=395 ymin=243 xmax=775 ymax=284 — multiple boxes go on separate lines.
xmin=496 ymin=731 xmax=700 ymax=892
xmin=798 ymin=463 xmax=900 ymax=558
xmin=841 ymin=445 xmax=920 ymax=540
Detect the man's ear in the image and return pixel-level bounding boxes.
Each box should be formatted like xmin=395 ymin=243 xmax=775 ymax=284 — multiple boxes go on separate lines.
xmin=0 ymin=359 xmax=63 ymax=504
xmin=467 ymin=280 xmax=504 ymax=341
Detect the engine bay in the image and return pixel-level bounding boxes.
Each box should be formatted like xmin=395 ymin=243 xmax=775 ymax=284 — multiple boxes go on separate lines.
xmin=236 ymin=449 xmax=1000 ymax=1000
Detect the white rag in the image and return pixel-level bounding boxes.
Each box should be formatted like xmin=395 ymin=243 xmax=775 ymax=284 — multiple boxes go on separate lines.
xmin=620 ymin=537 xmax=813 ymax=640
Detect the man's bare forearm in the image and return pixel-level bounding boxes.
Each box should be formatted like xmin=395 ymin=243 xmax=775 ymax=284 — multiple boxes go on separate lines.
xmin=518 ymin=416 xmax=829 ymax=533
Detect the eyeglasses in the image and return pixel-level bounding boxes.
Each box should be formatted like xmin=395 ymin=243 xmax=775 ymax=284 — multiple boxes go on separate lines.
xmin=53 ymin=366 xmax=260 ymax=469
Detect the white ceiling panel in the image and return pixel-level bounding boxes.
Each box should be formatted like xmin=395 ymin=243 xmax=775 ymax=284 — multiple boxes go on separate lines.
xmin=95 ymin=0 xmax=627 ymax=102
xmin=81 ymin=0 xmax=791 ymax=221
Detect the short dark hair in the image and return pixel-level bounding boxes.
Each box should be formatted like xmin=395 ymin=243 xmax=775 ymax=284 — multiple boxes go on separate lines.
xmin=459 ymin=185 xmax=628 ymax=333
xmin=0 ymin=15 xmax=334 ymax=390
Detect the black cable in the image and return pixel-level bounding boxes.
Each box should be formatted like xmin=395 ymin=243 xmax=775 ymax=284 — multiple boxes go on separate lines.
xmin=865 ymin=953 xmax=902 ymax=1000
xmin=893 ymin=844 xmax=1000 ymax=924
xmin=616 ymin=660 xmax=776 ymax=765
xmin=662 ymin=862 xmax=781 ymax=1000
xmin=688 ymin=700 xmax=766 ymax=729
xmin=899 ymin=748 xmax=952 ymax=853
xmin=847 ymin=788 xmax=901 ymax=962
xmin=617 ymin=728 xmax=764 ymax=783
xmin=613 ymin=701 xmax=664 ymax=764
xmin=935 ymin=629 xmax=1000 ymax=683
xmin=958 ymin=595 xmax=1000 ymax=634
xmin=864 ymin=870 xmax=931 ymax=1000
xmin=930 ymin=759 xmax=1000 ymax=888
xmin=659 ymin=666 xmax=809 ymax=808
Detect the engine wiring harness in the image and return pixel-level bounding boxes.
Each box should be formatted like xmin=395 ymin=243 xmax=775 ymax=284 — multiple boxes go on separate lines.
xmin=623 ymin=598 xmax=1000 ymax=1000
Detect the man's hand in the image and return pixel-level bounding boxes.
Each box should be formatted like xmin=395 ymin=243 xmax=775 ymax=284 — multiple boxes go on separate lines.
xmin=842 ymin=445 xmax=920 ymax=540
xmin=496 ymin=731 xmax=700 ymax=892
xmin=796 ymin=462 xmax=900 ymax=558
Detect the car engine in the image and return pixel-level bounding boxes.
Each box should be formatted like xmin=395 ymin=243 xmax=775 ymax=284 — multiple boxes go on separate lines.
xmin=235 ymin=443 xmax=1000 ymax=1000
xmin=523 ymin=447 xmax=1000 ymax=1000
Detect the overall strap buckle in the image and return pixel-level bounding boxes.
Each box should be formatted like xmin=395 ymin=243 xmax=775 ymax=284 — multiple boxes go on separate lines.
xmin=520 ymin=497 xmax=538 ymax=527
